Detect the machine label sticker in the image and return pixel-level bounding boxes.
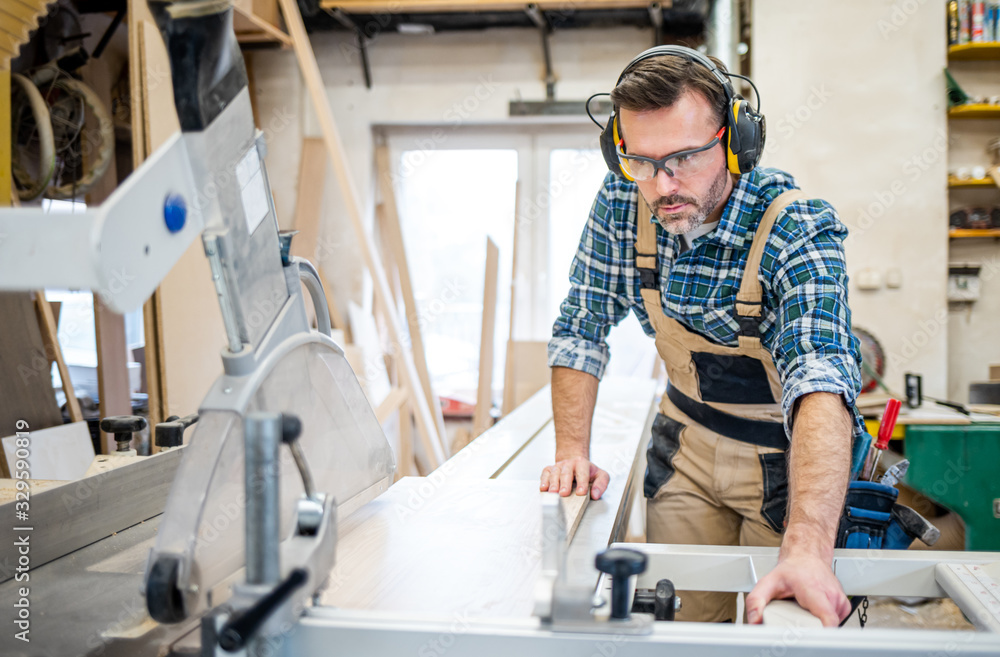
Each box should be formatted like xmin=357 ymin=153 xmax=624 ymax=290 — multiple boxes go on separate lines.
xmin=236 ymin=147 xmax=269 ymax=235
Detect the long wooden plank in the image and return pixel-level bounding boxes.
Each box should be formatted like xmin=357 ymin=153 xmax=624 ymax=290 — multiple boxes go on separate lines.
xmin=0 ymin=448 xmax=184 ymax=583
xmin=81 ymin=49 xmax=132 ymax=455
xmin=502 ymin=339 xmax=550 ymax=415
xmin=34 ymin=292 xmax=83 ymax=423
xmin=129 ymin=3 xmax=169 ymax=430
xmin=471 ymin=237 xmax=499 ymax=439
xmin=502 ymin=183 xmax=522 ymax=415
xmin=292 ymin=138 xmax=348 ymax=333
xmin=278 ymin=0 xmax=446 ymax=468
xmin=93 ymin=299 xmax=132 ymax=453
xmin=0 ymin=69 xmax=9 ymax=207
xmin=374 ymin=144 xmax=446 ymax=441
xmin=375 ymin=386 xmax=408 ymax=424
xmin=233 ymin=5 xmax=293 ymax=46
xmin=550 ymin=378 xmax=657 ymax=589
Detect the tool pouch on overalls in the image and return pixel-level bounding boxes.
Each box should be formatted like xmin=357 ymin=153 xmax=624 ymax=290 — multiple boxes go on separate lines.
xmin=836 ymin=480 xmax=898 ymax=550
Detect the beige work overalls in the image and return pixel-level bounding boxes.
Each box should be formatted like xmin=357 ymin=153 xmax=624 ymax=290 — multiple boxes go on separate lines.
xmin=637 ymin=189 xmax=806 ymax=623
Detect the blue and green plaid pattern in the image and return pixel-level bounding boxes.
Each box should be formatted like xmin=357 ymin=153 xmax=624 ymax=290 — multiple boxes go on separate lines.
xmin=549 ymin=166 xmax=865 ymax=441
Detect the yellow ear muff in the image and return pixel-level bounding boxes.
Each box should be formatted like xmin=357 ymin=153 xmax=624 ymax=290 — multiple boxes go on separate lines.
xmin=612 ymin=116 xmax=635 ymax=182
xmin=726 ymin=100 xmax=742 ymax=175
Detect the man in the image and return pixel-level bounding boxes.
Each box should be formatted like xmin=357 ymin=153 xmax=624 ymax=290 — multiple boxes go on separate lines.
xmin=540 ymin=47 xmax=863 ymax=627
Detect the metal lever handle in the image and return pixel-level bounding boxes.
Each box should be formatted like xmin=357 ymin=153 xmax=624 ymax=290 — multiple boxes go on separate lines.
xmin=218 ymin=568 xmax=308 ymax=652
xmin=280 ymin=413 xmax=317 ymax=501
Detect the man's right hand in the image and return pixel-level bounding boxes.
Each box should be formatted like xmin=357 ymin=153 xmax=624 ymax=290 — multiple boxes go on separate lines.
xmin=540 ymin=456 xmax=610 ymax=500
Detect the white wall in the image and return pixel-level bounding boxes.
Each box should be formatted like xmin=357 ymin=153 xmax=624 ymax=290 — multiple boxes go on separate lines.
xmin=753 ymin=0 xmax=951 ymax=400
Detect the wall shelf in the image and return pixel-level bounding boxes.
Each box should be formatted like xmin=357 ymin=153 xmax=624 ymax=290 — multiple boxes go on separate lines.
xmin=949 ymin=104 xmax=1000 ymax=118
xmin=949 ymin=228 xmax=1000 ymax=239
xmin=948 ymin=43 xmax=1000 ymax=60
xmin=948 ymin=175 xmax=997 ymax=188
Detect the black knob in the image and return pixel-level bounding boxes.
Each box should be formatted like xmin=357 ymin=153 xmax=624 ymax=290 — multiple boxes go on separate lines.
xmin=155 ymin=414 xmax=198 ymax=449
xmin=654 ymin=579 xmax=677 ymax=621
xmin=280 ymin=413 xmax=302 ymax=444
xmin=100 ymin=415 xmax=147 ymax=451
xmin=595 ymin=548 xmax=647 ymax=620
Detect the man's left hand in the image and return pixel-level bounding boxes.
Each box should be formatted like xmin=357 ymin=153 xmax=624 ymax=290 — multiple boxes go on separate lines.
xmin=745 ymin=551 xmax=851 ymax=627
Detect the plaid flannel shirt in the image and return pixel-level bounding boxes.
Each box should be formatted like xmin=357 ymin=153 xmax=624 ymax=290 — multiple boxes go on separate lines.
xmin=548 ymin=166 xmax=865 ymax=442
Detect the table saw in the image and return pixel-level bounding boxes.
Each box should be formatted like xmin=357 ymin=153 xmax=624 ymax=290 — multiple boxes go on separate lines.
xmin=1 ymin=1 xmax=1000 ymax=655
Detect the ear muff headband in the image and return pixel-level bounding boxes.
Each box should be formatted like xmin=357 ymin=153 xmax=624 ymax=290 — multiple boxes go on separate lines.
xmin=599 ymin=46 xmax=765 ymax=177
xmin=610 ymin=116 xmax=635 ymax=181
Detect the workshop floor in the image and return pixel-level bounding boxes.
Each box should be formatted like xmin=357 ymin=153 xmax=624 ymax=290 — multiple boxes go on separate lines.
xmin=865 ymin=597 xmax=974 ymax=630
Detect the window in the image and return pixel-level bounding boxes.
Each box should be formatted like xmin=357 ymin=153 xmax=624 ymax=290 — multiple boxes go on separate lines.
xmin=390 ymin=138 xmax=520 ymax=400
xmin=387 ymin=125 xmax=658 ymax=407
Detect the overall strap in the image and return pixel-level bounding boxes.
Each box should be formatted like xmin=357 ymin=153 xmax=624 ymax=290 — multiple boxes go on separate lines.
xmin=734 ymin=189 xmax=807 ymax=347
xmin=636 ymin=195 xmax=659 ymax=290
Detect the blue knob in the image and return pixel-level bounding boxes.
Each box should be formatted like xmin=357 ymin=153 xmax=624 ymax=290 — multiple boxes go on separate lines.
xmin=164 ymin=194 xmax=187 ymax=234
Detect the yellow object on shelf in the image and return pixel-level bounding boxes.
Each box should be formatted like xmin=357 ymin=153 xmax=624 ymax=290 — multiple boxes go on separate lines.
xmin=949 ymin=228 xmax=1000 ymax=238
xmin=948 ymin=104 xmax=1000 ymax=118
xmin=865 ymin=419 xmax=906 ymax=440
xmin=948 ymin=175 xmax=997 ymax=187
xmin=948 ymin=43 xmax=1000 ymax=60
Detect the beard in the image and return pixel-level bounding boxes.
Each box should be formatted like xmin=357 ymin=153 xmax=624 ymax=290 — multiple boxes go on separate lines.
xmin=643 ymin=165 xmax=730 ymax=235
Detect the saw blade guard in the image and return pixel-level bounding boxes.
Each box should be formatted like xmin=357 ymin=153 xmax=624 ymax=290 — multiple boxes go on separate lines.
xmin=145 ymin=338 xmax=394 ymax=623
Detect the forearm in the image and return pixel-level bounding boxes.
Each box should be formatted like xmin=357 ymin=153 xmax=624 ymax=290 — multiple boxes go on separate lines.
xmin=782 ymin=392 xmax=852 ymax=562
xmin=551 ymin=366 xmax=599 ymax=460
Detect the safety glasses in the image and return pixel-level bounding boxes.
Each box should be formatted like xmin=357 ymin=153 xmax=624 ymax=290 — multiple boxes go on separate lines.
xmin=617 ymin=127 xmax=725 ymax=181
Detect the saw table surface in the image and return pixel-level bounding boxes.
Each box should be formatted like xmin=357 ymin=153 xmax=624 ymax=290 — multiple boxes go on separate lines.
xmin=319 ymin=377 xmax=658 ymax=617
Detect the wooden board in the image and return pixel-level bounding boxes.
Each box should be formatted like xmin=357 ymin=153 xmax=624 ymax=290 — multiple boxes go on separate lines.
xmin=471 ymin=237 xmax=499 ymax=440
xmin=321 ymin=478 xmax=545 ymax=617
xmin=0 ymin=479 xmax=65 ymax=504
xmin=80 ymin=50 xmax=130 ymax=451
xmin=0 ymin=293 xmax=65 ymax=433
xmin=0 ymin=69 xmax=9 ymax=207
xmin=278 ymin=0 xmax=446 ymax=467
xmin=33 ymin=292 xmax=83 ymax=422
xmin=501 ymin=340 xmax=550 ymax=415
xmin=1 ymin=421 xmax=94 ymax=482
xmin=0 ymin=447 xmax=184 ymax=582
xmin=93 ymin=298 xmax=132 ymax=454
xmin=291 ymin=137 xmax=348 ymax=333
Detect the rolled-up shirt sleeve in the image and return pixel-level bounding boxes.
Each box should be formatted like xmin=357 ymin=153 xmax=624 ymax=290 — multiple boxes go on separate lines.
xmin=767 ymin=204 xmax=866 ymax=441
xmin=548 ymin=178 xmax=631 ymax=380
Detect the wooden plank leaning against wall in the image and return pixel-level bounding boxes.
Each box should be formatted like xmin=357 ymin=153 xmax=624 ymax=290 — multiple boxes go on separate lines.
xmin=81 ymin=20 xmax=133 ymax=454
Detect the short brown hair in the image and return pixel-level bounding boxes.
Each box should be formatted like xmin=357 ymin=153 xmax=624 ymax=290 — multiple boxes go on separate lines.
xmin=610 ymin=54 xmax=729 ymax=129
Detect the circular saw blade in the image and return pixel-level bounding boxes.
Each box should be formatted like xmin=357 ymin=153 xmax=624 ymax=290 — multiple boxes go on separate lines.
xmin=854 ymin=326 xmax=886 ymax=394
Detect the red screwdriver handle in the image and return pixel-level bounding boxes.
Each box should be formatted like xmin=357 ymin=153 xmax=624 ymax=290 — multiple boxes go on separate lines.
xmin=876 ymin=399 xmax=902 ymax=450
